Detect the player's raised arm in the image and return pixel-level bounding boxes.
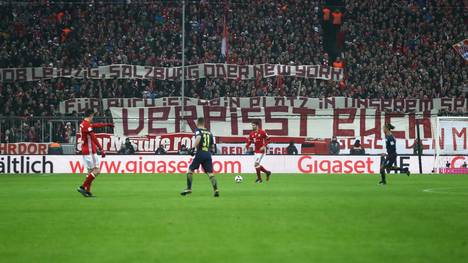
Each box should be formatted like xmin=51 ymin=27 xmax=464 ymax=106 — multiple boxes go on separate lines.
xmin=91 ymin=123 xmax=114 ymax=128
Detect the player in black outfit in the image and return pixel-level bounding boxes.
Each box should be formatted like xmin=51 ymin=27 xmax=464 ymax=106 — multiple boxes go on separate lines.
xmin=180 ymin=117 xmax=219 ymax=197
xmin=379 ymin=123 xmax=410 ymax=185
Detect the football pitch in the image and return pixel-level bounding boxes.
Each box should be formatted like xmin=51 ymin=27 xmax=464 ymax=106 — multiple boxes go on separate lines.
xmin=0 ymin=174 xmax=467 ymax=263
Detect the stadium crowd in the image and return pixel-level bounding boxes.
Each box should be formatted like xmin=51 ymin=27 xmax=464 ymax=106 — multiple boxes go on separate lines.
xmin=344 ymin=0 xmax=466 ymax=99
xmin=0 ymin=0 xmax=467 ymax=143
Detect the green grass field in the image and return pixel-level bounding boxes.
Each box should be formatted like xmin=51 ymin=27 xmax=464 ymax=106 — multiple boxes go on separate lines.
xmin=0 ymin=173 xmax=467 ymax=263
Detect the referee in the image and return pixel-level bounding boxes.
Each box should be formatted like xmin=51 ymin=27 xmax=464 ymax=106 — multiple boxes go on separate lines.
xmin=379 ymin=123 xmax=410 ymax=185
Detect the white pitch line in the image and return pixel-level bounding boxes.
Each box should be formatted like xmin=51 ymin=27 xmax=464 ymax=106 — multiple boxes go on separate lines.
xmin=422 ymin=187 xmax=468 ymax=195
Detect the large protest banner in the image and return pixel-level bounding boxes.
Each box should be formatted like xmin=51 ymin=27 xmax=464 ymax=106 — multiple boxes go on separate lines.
xmin=109 ymin=106 xmax=435 ymax=138
xmin=59 ymin=97 xmax=468 ymax=114
xmin=0 ymin=63 xmax=343 ymax=82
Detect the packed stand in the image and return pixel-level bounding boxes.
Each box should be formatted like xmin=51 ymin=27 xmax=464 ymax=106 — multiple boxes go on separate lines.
xmin=342 ymin=0 xmax=467 ymax=98
xmin=0 ymin=1 xmax=325 ymax=110
xmin=1 ymin=1 xmax=465 ymax=104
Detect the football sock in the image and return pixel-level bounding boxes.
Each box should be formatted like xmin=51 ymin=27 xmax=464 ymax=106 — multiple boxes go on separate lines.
xmin=186 ymin=172 xmax=193 ymax=190
xmin=209 ymin=176 xmax=218 ymax=191
xmin=255 ymin=167 xmax=262 ymax=180
xmin=380 ymin=170 xmax=386 ymax=183
xmin=259 ymin=166 xmax=269 ymax=173
xmin=82 ymin=172 xmax=95 ymax=192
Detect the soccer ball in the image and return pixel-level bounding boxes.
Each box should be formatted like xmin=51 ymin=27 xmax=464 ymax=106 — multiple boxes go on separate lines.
xmin=234 ymin=175 xmax=243 ymax=183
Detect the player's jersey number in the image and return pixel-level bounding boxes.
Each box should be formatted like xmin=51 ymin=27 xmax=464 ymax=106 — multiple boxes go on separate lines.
xmin=202 ymin=132 xmax=210 ymax=151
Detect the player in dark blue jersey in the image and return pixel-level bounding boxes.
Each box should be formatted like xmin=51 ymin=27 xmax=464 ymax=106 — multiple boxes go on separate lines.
xmin=180 ymin=117 xmax=219 ymax=197
xmin=379 ymin=123 xmax=410 ymax=185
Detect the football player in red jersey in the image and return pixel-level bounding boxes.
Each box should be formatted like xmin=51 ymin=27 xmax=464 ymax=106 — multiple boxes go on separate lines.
xmin=246 ymin=121 xmax=271 ymax=183
xmin=77 ymin=109 xmax=114 ymax=197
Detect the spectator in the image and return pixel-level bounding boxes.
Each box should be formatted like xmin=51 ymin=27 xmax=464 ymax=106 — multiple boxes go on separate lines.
xmin=4 ymin=129 xmax=13 ymax=143
xmin=331 ymin=9 xmax=343 ymax=26
xmin=462 ymin=162 xmax=467 ymax=168
xmin=332 ymin=57 xmax=344 ymax=68
xmin=329 ymin=136 xmax=340 ymax=154
xmin=322 ymin=6 xmax=331 ymax=22
xmin=155 ymin=144 xmax=167 ymax=155
xmin=286 ymin=141 xmax=298 ymax=155
xmin=64 ymin=122 xmax=76 ymax=144
xmin=446 ymin=161 xmax=450 ymax=168
xmin=118 ymin=138 xmax=136 ymax=154
xmin=178 ymin=144 xmax=189 ymax=155
xmin=350 ymin=139 xmax=365 ymax=155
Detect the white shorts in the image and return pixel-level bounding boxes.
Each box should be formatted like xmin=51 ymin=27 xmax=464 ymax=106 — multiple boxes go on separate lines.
xmin=83 ymin=154 xmax=100 ymax=170
xmin=254 ymin=153 xmax=265 ymax=166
